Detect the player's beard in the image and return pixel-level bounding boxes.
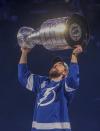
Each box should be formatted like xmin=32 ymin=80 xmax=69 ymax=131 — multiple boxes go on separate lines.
xmin=49 ymin=68 xmax=62 ymax=78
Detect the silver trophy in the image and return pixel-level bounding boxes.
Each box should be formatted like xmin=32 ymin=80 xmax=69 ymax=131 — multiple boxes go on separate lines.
xmin=17 ymin=14 xmax=89 ymax=50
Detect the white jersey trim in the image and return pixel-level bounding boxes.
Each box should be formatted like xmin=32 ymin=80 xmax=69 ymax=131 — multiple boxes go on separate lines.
xmin=65 ymin=82 xmax=76 ymax=92
xmin=26 ymin=74 xmax=33 ymax=91
xmin=32 ymin=121 xmax=71 ymax=129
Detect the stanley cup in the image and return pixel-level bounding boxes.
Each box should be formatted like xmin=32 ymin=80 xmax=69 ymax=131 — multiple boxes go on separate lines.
xmin=17 ymin=14 xmax=89 ymax=50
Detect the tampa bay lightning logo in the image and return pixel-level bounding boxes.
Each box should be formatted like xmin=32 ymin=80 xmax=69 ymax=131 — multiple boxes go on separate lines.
xmin=37 ymin=84 xmax=59 ymax=107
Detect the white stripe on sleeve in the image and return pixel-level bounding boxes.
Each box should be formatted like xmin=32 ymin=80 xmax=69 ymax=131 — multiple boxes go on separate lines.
xmin=26 ymin=74 xmax=33 ymax=91
xmin=65 ymin=82 xmax=76 ymax=92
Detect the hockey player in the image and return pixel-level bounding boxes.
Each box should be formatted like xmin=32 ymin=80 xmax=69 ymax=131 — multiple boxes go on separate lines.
xmin=18 ymin=45 xmax=83 ymax=131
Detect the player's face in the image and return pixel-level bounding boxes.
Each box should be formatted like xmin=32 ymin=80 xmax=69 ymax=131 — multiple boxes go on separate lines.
xmin=52 ymin=62 xmax=65 ymax=72
xmin=49 ymin=62 xmax=67 ymax=78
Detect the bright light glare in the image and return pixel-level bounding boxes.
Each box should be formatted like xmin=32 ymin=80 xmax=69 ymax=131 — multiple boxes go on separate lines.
xmin=55 ymin=24 xmax=67 ymax=33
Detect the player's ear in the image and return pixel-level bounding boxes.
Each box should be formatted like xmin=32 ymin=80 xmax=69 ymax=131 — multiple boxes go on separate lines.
xmin=62 ymin=70 xmax=67 ymax=77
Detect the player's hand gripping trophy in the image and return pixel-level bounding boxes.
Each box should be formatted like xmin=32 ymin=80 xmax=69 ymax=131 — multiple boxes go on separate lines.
xmin=17 ymin=14 xmax=89 ymax=50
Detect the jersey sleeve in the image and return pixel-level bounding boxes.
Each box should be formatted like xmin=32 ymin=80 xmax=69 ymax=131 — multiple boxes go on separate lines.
xmin=18 ymin=64 xmax=42 ymax=93
xmin=64 ymin=63 xmax=80 ymax=104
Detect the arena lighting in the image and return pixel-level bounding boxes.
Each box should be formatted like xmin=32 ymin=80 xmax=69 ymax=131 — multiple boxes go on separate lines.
xmin=65 ymin=0 xmax=70 ymax=3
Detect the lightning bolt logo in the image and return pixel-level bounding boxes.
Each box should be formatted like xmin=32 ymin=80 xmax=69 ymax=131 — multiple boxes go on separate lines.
xmin=37 ymin=83 xmax=59 ymax=107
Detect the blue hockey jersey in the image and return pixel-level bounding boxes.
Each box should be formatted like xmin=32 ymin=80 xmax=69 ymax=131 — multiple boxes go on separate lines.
xmin=18 ymin=63 xmax=79 ymax=131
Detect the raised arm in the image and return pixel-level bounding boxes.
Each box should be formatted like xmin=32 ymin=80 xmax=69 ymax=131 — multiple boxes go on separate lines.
xmin=68 ymin=45 xmax=83 ymax=87
xmin=18 ymin=47 xmax=45 ymax=93
xmin=18 ymin=47 xmax=34 ymax=90
xmin=64 ymin=45 xmax=83 ymax=104
xmin=65 ymin=45 xmax=83 ymax=89
xmin=19 ymin=47 xmax=31 ymax=64
xmin=71 ymin=45 xmax=83 ymax=64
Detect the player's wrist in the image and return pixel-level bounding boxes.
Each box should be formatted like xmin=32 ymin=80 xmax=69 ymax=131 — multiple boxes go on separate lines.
xmin=21 ymin=51 xmax=29 ymax=55
xmin=72 ymin=52 xmax=78 ymax=57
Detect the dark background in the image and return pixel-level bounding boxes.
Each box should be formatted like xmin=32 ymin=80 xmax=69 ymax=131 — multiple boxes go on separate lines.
xmin=0 ymin=0 xmax=100 ymax=131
